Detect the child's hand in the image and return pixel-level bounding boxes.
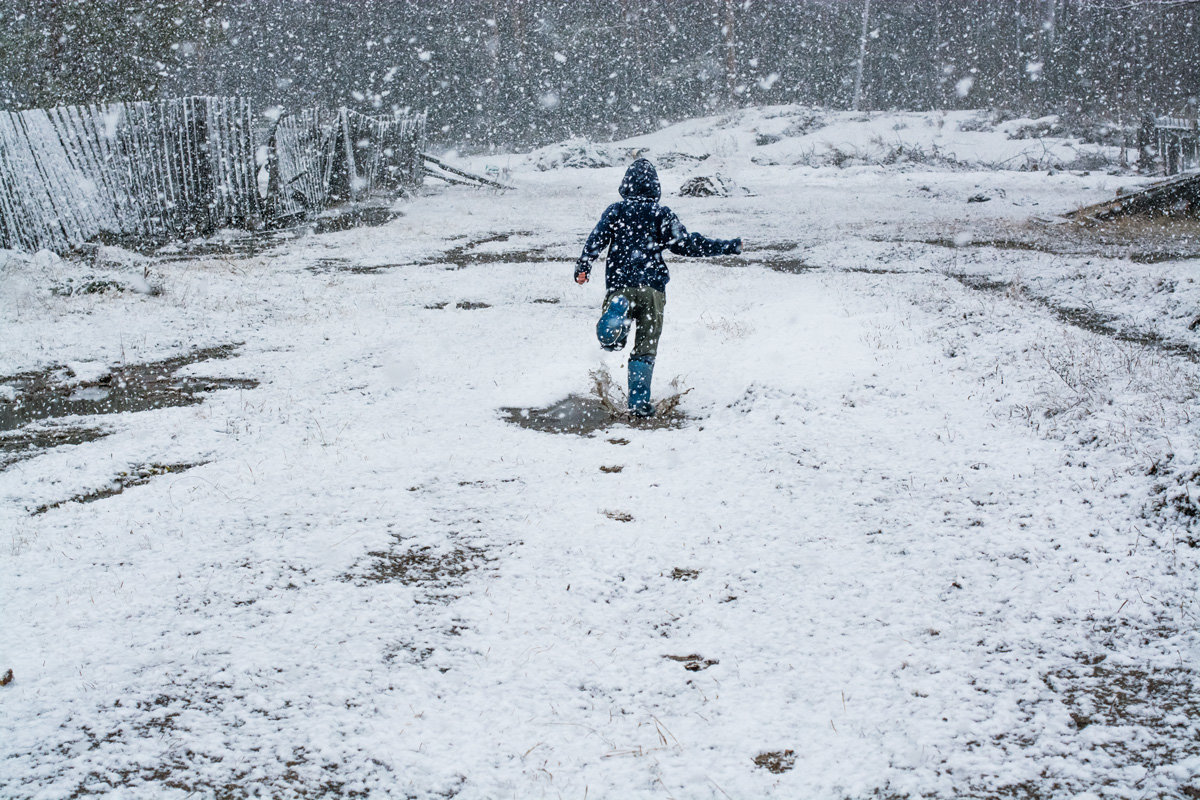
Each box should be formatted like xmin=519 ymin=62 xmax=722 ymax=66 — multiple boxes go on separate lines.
xmin=575 ymin=271 xmax=589 ymax=285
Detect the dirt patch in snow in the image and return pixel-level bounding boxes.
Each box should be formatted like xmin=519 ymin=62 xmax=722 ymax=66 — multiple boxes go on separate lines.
xmin=0 ymin=423 xmax=108 ymax=470
xmin=305 ymin=231 xmax=562 ymax=274
xmin=759 ymin=256 xmax=817 ymax=274
xmin=0 ymin=345 xmax=257 ymax=468
xmin=104 ymin=204 xmax=403 ymax=262
xmin=921 ymin=215 xmax=1200 ymax=263
xmin=663 ymin=654 xmax=718 ymax=671
xmin=502 ymin=395 xmax=613 ymax=435
xmin=1146 ymin=464 xmax=1200 ymax=546
xmin=51 ymin=676 xmax=379 ymax=800
xmin=669 ymin=567 xmax=700 ymax=581
xmin=0 ymin=345 xmax=257 ymax=432
xmin=346 ymin=535 xmax=494 ymax=601
xmin=753 ymin=750 xmax=797 ymax=774
xmin=946 ymin=273 xmax=1200 ymax=360
xmin=31 ymin=462 xmax=205 ymax=516
xmin=1043 ymin=655 xmax=1200 ymax=775
xmin=435 ymin=232 xmax=558 ymax=270
xmin=308 ymin=205 xmax=404 ymax=235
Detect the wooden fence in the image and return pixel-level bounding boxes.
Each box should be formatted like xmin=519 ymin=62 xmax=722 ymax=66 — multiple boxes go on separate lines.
xmin=326 ymin=108 xmax=427 ymax=204
xmin=0 ymin=97 xmax=427 ymax=253
xmin=267 ymin=107 xmax=332 ymax=221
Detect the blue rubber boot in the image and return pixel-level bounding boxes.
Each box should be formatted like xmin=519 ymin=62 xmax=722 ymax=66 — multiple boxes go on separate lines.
xmin=596 ymin=295 xmax=631 ymax=351
xmin=628 ymin=355 xmax=655 ymax=417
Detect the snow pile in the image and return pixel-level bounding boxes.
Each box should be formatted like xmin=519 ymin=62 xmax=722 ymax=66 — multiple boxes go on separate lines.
xmin=529 ymin=106 xmax=1129 ymax=174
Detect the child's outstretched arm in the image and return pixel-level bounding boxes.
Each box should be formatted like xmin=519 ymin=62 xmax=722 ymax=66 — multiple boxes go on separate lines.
xmin=661 ymin=212 xmax=742 ymax=258
xmin=575 ymin=205 xmax=617 ymax=284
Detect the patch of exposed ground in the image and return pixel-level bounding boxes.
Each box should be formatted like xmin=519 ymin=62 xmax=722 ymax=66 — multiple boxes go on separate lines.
xmin=95 ymin=205 xmax=405 ymax=263
xmin=917 ymin=214 xmax=1200 ymax=263
xmin=52 ymin=674 xmax=385 ymax=800
xmin=1037 ymin=655 xmax=1200 ymax=791
xmin=502 ymin=395 xmax=614 ymax=435
xmin=0 ymin=345 xmax=257 ymax=468
xmin=32 ymin=462 xmax=205 ymax=516
xmin=663 ymin=654 xmax=718 ymax=671
xmin=307 ymin=205 xmax=404 ymax=235
xmin=0 ymin=345 xmax=258 ymax=433
xmin=753 ymin=750 xmax=796 ymax=774
xmin=344 ymin=534 xmax=494 ymax=602
xmin=1145 ymin=463 xmax=1200 ymax=547
xmin=946 ymin=273 xmax=1200 ymax=360
xmin=0 ymin=424 xmax=108 ymax=470
xmin=435 ymin=231 xmax=558 ymax=269
xmin=305 ymin=230 xmax=562 ymax=274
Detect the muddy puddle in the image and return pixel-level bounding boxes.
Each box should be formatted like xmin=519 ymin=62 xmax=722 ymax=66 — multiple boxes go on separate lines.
xmin=0 ymin=424 xmax=109 ymax=470
xmin=0 ymin=345 xmax=257 ymax=467
xmin=501 ymin=394 xmax=690 ymax=435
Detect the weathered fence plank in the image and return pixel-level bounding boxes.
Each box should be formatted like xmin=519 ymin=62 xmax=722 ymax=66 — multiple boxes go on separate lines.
xmin=270 ymin=108 xmax=329 ymax=219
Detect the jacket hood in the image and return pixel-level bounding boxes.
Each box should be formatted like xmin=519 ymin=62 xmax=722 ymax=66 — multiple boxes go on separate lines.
xmin=619 ymin=158 xmax=661 ymax=201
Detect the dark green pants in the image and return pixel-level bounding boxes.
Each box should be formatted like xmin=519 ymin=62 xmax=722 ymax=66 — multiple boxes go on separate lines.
xmin=602 ymin=286 xmax=666 ymax=359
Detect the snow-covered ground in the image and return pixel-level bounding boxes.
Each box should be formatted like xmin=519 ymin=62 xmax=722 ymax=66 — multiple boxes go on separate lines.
xmin=2 ymin=108 xmax=1198 ymax=799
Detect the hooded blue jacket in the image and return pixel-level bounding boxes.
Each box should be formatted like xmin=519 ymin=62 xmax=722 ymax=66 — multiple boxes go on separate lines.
xmin=576 ymin=159 xmax=741 ymax=293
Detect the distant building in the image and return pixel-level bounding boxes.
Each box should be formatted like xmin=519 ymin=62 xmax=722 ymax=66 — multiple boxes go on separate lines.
xmin=1155 ymin=116 xmax=1199 ymax=175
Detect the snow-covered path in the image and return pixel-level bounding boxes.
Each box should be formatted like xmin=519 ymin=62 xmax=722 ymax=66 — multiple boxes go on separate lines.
xmin=3 ymin=148 xmax=1199 ymax=798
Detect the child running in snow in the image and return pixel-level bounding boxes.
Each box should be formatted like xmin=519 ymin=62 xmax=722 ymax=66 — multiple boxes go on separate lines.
xmin=575 ymin=158 xmax=742 ymax=417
